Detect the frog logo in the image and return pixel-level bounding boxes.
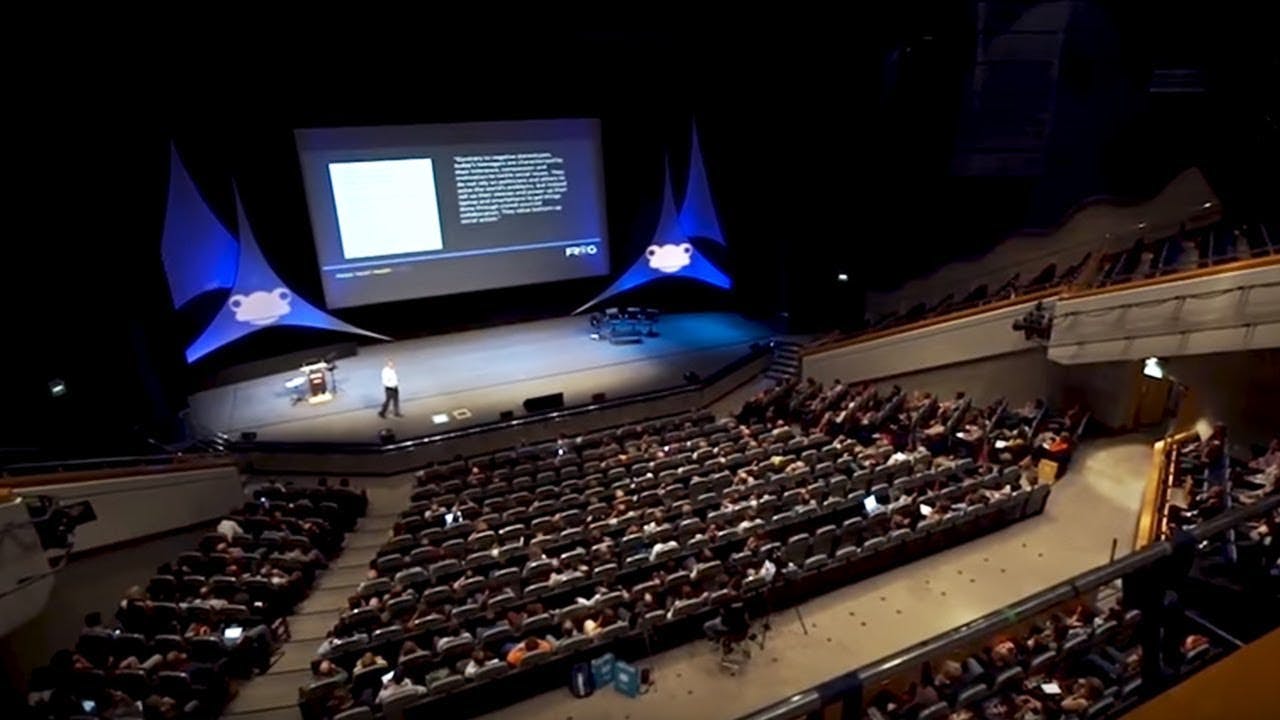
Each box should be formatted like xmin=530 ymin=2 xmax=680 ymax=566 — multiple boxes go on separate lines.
xmin=645 ymin=243 xmax=693 ymax=273
xmin=228 ymin=288 xmax=293 ymax=325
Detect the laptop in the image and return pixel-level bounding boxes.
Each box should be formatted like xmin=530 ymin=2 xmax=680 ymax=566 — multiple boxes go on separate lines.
xmin=222 ymin=626 xmax=243 ymax=646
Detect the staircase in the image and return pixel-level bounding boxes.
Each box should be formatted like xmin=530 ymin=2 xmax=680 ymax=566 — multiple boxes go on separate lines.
xmin=764 ymin=339 xmax=804 ymax=383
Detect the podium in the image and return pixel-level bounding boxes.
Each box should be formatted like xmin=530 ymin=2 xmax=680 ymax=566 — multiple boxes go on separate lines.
xmin=286 ymin=361 xmax=336 ymax=405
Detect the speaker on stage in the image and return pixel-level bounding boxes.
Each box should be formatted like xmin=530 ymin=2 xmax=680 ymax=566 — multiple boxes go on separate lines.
xmin=239 ymin=431 xmax=258 ymax=442
xmin=499 ymin=410 xmax=515 ymax=421
xmin=378 ymin=428 xmax=395 ymax=445
xmin=522 ymin=392 xmax=565 ymax=413
xmin=591 ymin=392 xmax=607 ymax=403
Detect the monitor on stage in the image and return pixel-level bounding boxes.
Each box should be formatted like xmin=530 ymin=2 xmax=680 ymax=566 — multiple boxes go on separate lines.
xmin=295 ymin=118 xmax=610 ymax=309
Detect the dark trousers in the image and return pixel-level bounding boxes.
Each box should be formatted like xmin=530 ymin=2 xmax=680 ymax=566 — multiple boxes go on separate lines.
xmin=379 ymin=386 xmax=400 ymax=417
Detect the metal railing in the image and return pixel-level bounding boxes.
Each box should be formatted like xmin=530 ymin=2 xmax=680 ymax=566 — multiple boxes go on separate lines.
xmin=738 ymin=493 xmax=1280 ymax=720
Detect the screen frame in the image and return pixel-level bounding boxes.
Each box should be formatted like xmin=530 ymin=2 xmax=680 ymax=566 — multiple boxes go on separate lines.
xmin=294 ymin=118 xmax=610 ymax=309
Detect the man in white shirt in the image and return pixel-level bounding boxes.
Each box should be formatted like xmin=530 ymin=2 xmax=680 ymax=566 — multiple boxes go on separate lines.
xmin=378 ymin=359 xmax=402 ymax=418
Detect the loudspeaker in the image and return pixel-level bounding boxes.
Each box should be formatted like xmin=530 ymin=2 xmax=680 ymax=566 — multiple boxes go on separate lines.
xmin=499 ymin=410 xmax=515 ymax=421
xmin=378 ymin=428 xmax=395 ymax=444
xmin=591 ymin=392 xmax=607 ymax=403
xmin=239 ymin=431 xmax=258 ymax=442
xmin=522 ymin=392 xmax=565 ymax=413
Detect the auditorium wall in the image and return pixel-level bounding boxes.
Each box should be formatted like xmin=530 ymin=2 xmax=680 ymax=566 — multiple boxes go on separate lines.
xmin=803 ymin=299 xmax=1052 ymax=387
xmin=26 ymin=465 xmax=242 ymax=552
xmin=1165 ymin=349 xmax=1280 ymax=447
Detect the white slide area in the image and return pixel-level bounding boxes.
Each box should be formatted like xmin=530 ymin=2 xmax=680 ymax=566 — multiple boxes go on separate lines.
xmin=328 ymin=157 xmax=444 ymax=260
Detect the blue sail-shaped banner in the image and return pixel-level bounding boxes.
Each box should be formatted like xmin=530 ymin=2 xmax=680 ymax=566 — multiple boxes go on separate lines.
xmin=576 ymin=162 xmax=730 ymax=313
xmin=676 ymin=123 xmax=725 ymax=245
xmin=161 ymin=144 xmax=239 ymax=307
xmin=186 ymin=194 xmax=389 ymax=362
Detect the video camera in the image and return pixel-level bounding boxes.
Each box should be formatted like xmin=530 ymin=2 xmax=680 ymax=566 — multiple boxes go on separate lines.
xmin=1012 ymin=301 xmax=1053 ymax=341
xmin=24 ymin=495 xmax=96 ymax=559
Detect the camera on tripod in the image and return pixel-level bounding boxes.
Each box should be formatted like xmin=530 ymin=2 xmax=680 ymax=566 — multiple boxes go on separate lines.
xmin=1012 ymin=301 xmax=1053 ymax=341
xmin=24 ymin=495 xmax=97 ymax=561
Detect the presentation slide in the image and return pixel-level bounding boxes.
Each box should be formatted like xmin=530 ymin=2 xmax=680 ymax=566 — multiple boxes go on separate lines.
xmin=295 ymin=119 xmax=610 ymax=309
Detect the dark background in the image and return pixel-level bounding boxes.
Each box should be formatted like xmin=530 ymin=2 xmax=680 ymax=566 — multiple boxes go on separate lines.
xmin=5 ymin=6 xmax=1276 ymax=460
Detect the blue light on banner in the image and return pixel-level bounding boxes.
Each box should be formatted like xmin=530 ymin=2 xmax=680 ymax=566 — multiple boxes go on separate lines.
xmin=576 ymin=163 xmax=730 ymax=313
xmin=186 ymin=194 xmax=389 ymax=363
xmin=676 ymin=123 xmax=725 ymax=244
xmin=161 ymin=144 xmax=239 ymax=307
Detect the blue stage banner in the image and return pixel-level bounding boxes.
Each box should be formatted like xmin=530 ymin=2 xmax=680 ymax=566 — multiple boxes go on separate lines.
xmin=185 ymin=194 xmax=389 ymax=363
xmin=677 ymin=123 xmax=725 ymax=244
xmin=161 ymin=144 xmax=239 ymax=307
xmin=576 ymin=163 xmax=730 ymax=313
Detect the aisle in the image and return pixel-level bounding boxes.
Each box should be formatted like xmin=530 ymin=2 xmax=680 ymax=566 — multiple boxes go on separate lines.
xmin=223 ymin=476 xmax=414 ymax=718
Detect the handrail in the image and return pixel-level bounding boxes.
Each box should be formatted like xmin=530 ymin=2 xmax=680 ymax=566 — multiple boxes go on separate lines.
xmin=802 ymin=289 xmax=1059 ymax=357
xmin=1134 ymin=430 xmax=1201 ymax=550
xmin=1059 ymin=253 xmax=1280 ymax=301
xmin=802 ymin=248 xmax=1277 ymax=361
xmin=0 ymin=454 xmax=236 ymax=490
xmin=739 ymin=494 xmax=1280 ymax=720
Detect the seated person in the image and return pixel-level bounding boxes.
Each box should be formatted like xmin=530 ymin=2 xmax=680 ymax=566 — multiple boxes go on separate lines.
xmin=583 ymin=609 xmax=617 ymax=636
xmin=375 ymin=668 xmax=420 ymax=704
xmin=310 ymin=658 xmax=348 ymax=683
xmin=355 ymin=651 xmax=386 ymax=672
xmin=505 ymin=637 xmax=552 ymax=667
xmin=703 ymin=601 xmax=749 ymax=650
xmin=1059 ymin=676 xmax=1104 ymax=713
xmin=1249 ymin=438 xmax=1280 ymax=471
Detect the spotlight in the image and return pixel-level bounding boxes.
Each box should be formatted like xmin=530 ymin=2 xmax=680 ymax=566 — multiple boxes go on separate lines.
xmin=836 ymin=273 xmax=849 ymax=283
xmin=48 ymin=379 xmax=67 ymax=398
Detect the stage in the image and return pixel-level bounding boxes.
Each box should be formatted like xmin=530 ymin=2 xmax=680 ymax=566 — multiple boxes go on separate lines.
xmin=187 ymin=313 xmax=772 ymax=445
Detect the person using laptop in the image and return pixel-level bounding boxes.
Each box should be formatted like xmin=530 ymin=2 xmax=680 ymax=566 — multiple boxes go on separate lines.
xmin=376 ymin=668 xmax=420 ymax=703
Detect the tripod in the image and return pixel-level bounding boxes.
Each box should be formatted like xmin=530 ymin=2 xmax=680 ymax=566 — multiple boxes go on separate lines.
xmin=755 ymin=579 xmax=808 ymax=652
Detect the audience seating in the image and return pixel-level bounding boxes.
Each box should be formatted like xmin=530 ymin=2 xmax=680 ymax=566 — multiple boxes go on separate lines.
xmin=1160 ymin=429 xmax=1279 ymax=543
xmin=301 ymin=382 xmax=1055 ymax=719
xmin=26 ymin=482 xmax=367 ymax=720
xmin=1096 ymin=222 xmax=1278 ymax=288
xmin=861 ymin=570 xmax=1247 ymax=720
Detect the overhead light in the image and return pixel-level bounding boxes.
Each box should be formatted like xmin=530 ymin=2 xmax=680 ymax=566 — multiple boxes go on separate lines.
xmin=48 ymin=379 xmax=68 ymax=398
xmin=836 ymin=273 xmax=849 ymax=282
xmin=1142 ymin=356 xmax=1164 ymax=379
xmin=1202 ymin=202 xmax=1213 ymax=208
xmin=1138 ymin=221 xmax=1147 ymax=229
xmin=431 ymin=413 xmax=450 ymax=424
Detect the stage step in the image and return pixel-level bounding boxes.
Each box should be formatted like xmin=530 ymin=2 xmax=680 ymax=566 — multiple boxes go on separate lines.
xmin=765 ymin=338 xmax=806 ymax=384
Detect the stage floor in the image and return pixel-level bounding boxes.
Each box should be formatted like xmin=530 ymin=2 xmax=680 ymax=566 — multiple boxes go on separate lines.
xmin=188 ymin=313 xmax=771 ymax=444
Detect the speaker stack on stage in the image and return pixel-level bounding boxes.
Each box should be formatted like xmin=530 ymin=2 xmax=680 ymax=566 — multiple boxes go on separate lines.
xmin=523 ymin=392 xmax=565 ymax=413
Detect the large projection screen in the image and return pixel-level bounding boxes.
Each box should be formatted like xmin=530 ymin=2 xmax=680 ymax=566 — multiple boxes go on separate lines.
xmin=296 ymin=119 xmax=609 ymax=309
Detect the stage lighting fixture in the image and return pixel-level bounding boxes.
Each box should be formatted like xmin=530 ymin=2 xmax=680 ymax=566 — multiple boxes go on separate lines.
xmin=836 ymin=273 xmax=849 ymax=282
xmin=1142 ymin=357 xmax=1164 ymax=379
xmin=48 ymin=379 xmax=67 ymax=398
xmin=431 ymin=413 xmax=450 ymax=424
